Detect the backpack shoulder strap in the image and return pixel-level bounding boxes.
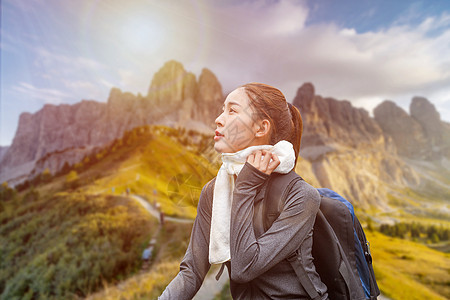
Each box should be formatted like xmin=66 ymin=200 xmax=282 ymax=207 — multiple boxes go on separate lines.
xmin=263 ymin=170 xmax=301 ymax=231
xmin=264 ymin=171 xmax=322 ymax=300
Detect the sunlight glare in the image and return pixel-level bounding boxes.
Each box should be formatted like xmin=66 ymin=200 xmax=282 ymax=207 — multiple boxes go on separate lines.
xmin=121 ymin=17 xmax=165 ymax=53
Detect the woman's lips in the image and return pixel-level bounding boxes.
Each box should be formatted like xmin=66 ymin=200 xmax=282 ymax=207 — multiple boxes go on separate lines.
xmin=214 ymin=130 xmax=224 ymax=141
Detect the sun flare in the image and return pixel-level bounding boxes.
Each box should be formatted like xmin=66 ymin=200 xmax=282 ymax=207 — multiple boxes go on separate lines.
xmin=120 ymin=17 xmax=165 ymax=53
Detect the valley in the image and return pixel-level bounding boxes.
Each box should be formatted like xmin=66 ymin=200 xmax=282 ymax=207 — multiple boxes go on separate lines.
xmin=1 ymin=61 xmax=449 ymax=299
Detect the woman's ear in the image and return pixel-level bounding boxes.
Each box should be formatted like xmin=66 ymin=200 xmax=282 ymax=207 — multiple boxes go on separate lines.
xmin=255 ymin=119 xmax=271 ymax=139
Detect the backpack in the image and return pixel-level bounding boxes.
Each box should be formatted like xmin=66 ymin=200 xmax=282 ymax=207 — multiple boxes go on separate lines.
xmin=264 ymin=171 xmax=380 ymax=300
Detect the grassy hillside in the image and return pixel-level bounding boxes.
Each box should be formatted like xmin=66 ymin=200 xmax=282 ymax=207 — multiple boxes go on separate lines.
xmin=368 ymin=230 xmax=450 ymax=300
xmin=0 ymin=125 xmax=218 ymax=300
xmin=0 ymin=191 xmax=156 ymax=300
xmin=213 ymin=230 xmax=450 ymax=300
xmin=87 ymin=221 xmax=194 ymax=300
xmin=2 ymin=125 xmax=449 ymax=299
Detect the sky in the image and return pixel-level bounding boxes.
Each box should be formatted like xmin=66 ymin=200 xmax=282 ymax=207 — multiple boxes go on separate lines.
xmin=1 ymin=0 xmax=450 ymax=146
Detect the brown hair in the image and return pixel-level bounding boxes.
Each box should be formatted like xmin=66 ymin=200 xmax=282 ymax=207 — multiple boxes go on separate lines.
xmin=241 ymin=83 xmax=303 ymax=163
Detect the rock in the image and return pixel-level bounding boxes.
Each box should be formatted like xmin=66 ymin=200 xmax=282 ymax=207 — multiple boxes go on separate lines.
xmin=293 ymin=82 xmax=315 ymax=120
xmin=196 ymin=68 xmax=223 ymax=127
xmin=410 ymin=97 xmax=442 ymax=147
xmin=293 ymin=83 xmax=385 ymax=154
xmin=179 ymin=72 xmax=197 ymax=125
xmin=374 ymin=100 xmax=428 ymax=158
xmin=0 ymin=60 xmax=224 ymax=184
xmin=147 ymin=60 xmax=195 ymax=107
xmin=0 ymin=101 xmax=108 ymax=183
xmin=0 ymin=146 xmax=9 ymax=162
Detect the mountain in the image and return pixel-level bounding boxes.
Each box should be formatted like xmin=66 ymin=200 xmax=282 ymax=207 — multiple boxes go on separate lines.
xmin=292 ymin=82 xmax=450 ymax=211
xmin=0 ymin=146 xmax=8 ymax=162
xmin=0 ymin=83 xmax=450 ymax=299
xmin=2 ymin=60 xmax=449 ymax=213
xmin=374 ymin=97 xmax=450 ymax=159
xmin=0 ymin=60 xmax=223 ymax=185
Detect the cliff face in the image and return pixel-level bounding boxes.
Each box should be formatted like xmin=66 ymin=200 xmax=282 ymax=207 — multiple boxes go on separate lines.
xmin=0 ymin=146 xmax=8 ymax=162
xmin=294 ymin=83 xmax=387 ymax=155
xmin=373 ymin=97 xmax=450 ymax=160
xmin=292 ymin=83 xmax=440 ymax=209
xmin=0 ymin=60 xmax=223 ymax=184
xmin=2 ymin=63 xmax=448 ymax=212
xmin=373 ymin=101 xmax=428 ymax=158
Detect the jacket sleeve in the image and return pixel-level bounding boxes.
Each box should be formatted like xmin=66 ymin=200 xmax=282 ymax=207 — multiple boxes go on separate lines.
xmin=230 ymin=163 xmax=320 ymax=283
xmin=158 ymin=181 xmax=213 ymax=299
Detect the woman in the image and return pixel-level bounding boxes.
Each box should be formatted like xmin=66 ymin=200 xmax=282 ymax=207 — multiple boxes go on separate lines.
xmin=159 ymin=83 xmax=328 ymax=299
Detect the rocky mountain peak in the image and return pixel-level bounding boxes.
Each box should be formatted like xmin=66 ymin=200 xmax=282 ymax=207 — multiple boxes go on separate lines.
xmin=196 ymin=68 xmax=223 ymax=126
xmin=293 ymin=82 xmax=315 ymax=110
xmin=147 ymin=60 xmax=196 ymax=107
xmin=374 ymin=100 xmax=429 ymax=158
xmin=410 ymin=96 xmax=443 ymax=147
xmin=0 ymin=61 xmax=224 ymax=184
xmin=293 ymin=83 xmax=385 ymax=156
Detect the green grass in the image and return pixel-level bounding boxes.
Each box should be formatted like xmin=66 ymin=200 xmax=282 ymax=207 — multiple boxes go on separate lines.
xmin=80 ymin=126 xmax=218 ymax=219
xmin=3 ymin=125 xmax=450 ymax=299
xmin=0 ymin=192 xmax=156 ymax=300
xmin=87 ymin=221 xmax=194 ymax=300
xmin=0 ymin=125 xmax=217 ymax=300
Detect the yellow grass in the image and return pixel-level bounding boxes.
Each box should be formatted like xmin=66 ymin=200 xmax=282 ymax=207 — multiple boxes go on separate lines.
xmin=367 ymin=231 xmax=450 ymax=299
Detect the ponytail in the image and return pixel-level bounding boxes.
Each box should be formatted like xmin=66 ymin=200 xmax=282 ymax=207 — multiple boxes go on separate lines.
xmin=287 ymin=102 xmax=303 ymax=164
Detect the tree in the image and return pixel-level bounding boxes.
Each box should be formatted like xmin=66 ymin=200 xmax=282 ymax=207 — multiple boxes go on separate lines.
xmin=41 ymin=168 xmax=52 ymax=183
xmin=66 ymin=171 xmax=79 ymax=189
xmin=0 ymin=181 xmax=17 ymax=201
xmin=61 ymin=162 xmax=71 ymax=175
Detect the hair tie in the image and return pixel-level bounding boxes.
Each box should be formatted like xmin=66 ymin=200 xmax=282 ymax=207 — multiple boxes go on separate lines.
xmin=287 ymin=102 xmax=293 ymax=119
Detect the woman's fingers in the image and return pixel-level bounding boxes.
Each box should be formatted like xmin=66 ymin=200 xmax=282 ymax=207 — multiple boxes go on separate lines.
xmin=246 ymin=150 xmax=280 ymax=175
xmin=247 ymin=153 xmax=255 ymax=164
xmin=267 ymin=153 xmax=280 ymax=173
xmin=259 ymin=150 xmax=272 ymax=173
xmin=253 ymin=150 xmax=262 ymax=169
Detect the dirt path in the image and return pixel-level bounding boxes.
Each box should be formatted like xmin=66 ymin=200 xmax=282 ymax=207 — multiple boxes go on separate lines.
xmin=132 ymin=194 xmax=230 ymax=298
xmin=131 ymin=195 xmax=194 ymax=224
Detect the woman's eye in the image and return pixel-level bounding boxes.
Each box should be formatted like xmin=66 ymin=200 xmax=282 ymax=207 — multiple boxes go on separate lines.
xmin=229 ymin=108 xmax=236 ymax=113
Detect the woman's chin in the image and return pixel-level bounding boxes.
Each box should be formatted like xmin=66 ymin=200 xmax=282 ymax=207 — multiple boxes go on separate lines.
xmin=214 ymin=140 xmax=230 ymax=153
xmin=214 ymin=143 xmax=225 ymax=153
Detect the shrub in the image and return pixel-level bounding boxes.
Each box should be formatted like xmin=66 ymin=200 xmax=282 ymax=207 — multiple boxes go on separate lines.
xmin=0 ymin=193 xmax=154 ymax=299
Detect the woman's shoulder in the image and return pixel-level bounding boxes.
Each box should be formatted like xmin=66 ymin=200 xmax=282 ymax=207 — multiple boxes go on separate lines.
xmin=289 ymin=175 xmax=321 ymax=202
xmin=202 ymin=177 xmax=216 ymax=194
xmin=194 ymin=177 xmax=216 ymax=215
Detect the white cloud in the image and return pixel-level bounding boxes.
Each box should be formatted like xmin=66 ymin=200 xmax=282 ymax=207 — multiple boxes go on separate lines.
xmin=5 ymin=0 xmax=450 ymax=128
xmin=193 ymin=5 xmax=450 ymax=121
xmin=33 ymin=47 xmax=103 ymax=76
xmin=11 ymin=82 xmax=72 ymax=104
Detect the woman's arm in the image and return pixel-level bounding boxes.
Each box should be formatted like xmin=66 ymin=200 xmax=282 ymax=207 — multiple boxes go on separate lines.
xmin=158 ymin=180 xmax=214 ymax=299
xmin=230 ymin=163 xmax=320 ymax=283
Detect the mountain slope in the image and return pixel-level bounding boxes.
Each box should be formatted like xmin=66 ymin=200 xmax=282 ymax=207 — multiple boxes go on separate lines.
xmin=0 ymin=60 xmax=223 ymax=186
xmin=0 ymin=125 xmax=218 ymax=299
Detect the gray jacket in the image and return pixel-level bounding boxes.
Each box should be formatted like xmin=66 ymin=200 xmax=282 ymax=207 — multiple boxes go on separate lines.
xmin=159 ymin=163 xmax=328 ymax=299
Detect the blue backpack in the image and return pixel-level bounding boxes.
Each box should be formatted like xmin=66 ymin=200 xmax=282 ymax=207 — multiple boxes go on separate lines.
xmin=264 ymin=171 xmax=380 ymax=300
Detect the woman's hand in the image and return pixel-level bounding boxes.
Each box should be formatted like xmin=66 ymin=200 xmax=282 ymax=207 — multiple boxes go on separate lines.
xmin=246 ymin=150 xmax=280 ymax=175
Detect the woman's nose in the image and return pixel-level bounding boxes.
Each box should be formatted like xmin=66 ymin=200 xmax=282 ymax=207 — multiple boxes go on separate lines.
xmin=215 ymin=112 xmax=225 ymax=127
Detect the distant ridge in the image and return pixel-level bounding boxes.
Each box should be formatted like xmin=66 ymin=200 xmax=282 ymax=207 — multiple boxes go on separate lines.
xmin=1 ymin=61 xmax=449 ymax=211
xmin=0 ymin=60 xmax=223 ymax=185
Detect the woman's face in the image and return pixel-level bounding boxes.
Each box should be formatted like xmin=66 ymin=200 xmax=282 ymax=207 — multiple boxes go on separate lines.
xmin=214 ymin=87 xmax=261 ymax=153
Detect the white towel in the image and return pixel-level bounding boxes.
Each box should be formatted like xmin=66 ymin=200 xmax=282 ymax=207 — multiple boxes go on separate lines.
xmin=209 ymin=140 xmax=296 ymax=264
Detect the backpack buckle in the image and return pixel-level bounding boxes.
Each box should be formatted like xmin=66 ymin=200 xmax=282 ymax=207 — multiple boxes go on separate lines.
xmin=365 ymin=241 xmax=373 ymax=264
xmin=287 ymin=250 xmax=300 ymax=262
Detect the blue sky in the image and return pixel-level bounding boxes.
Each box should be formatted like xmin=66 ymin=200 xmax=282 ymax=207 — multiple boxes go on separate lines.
xmin=1 ymin=0 xmax=450 ymax=146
